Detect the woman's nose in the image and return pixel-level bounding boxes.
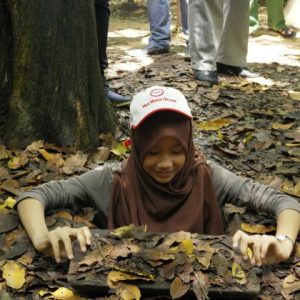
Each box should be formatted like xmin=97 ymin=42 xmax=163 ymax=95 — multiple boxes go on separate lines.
xmin=157 ymin=155 xmax=173 ymax=168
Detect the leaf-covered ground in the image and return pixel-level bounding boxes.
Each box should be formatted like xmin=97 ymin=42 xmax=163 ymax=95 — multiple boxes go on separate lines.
xmin=0 ymin=4 xmax=300 ymax=300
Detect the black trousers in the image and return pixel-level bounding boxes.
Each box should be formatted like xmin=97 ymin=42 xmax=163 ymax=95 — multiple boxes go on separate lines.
xmin=95 ymin=0 xmax=110 ymax=70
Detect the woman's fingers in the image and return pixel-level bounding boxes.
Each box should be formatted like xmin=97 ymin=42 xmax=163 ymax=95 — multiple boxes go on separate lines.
xmin=83 ymin=226 xmax=92 ymax=245
xmin=250 ymin=235 xmax=263 ymax=266
xmin=47 ymin=226 xmax=93 ymax=263
xmin=233 ymin=230 xmax=250 ymax=260
xmin=48 ymin=229 xmax=63 ymax=263
xmin=232 ymin=231 xmax=293 ymax=266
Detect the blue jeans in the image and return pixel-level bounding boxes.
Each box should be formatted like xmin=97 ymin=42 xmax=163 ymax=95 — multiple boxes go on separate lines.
xmin=147 ymin=0 xmax=188 ymax=48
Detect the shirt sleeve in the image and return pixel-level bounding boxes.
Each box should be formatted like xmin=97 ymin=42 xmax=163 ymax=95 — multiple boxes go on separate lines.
xmin=15 ymin=163 xmax=115 ymax=217
xmin=209 ymin=160 xmax=300 ymax=217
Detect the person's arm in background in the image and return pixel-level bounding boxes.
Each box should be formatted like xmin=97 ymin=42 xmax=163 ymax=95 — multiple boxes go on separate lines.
xmin=16 ymin=164 xmax=114 ymax=262
xmin=210 ymin=161 xmax=300 ymax=266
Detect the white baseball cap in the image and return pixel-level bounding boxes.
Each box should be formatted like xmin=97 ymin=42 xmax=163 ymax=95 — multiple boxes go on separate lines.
xmin=130 ymin=86 xmax=192 ymax=129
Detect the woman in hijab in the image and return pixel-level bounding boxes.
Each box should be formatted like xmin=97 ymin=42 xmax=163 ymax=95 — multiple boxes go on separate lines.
xmin=17 ymin=86 xmax=300 ymax=266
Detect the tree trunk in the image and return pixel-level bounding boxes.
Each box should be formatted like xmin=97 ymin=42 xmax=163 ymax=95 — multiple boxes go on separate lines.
xmin=0 ymin=0 xmax=116 ymax=150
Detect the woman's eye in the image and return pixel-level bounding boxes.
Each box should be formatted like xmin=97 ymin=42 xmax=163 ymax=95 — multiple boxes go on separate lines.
xmin=148 ymin=150 xmax=159 ymax=155
xmin=172 ymin=147 xmax=184 ymax=154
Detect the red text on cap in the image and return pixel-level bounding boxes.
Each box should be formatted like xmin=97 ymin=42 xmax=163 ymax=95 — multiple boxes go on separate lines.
xmin=150 ymin=88 xmax=164 ymax=97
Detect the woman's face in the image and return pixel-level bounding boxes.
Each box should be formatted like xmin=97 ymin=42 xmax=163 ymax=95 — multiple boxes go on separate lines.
xmin=142 ymin=136 xmax=186 ymax=183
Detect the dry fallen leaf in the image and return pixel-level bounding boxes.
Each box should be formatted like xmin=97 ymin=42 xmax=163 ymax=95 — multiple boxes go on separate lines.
xmin=180 ymin=239 xmax=194 ymax=255
xmin=52 ymin=287 xmax=80 ymax=300
xmin=2 ymin=260 xmax=26 ymax=289
xmin=0 ymin=145 xmax=10 ymax=160
xmin=7 ymin=153 xmax=28 ymax=170
xmin=0 ymin=197 xmax=16 ymax=209
xmin=231 ymin=262 xmax=246 ymax=285
xmin=116 ymin=283 xmax=141 ymax=300
xmin=110 ymin=224 xmax=136 ymax=238
xmin=282 ymin=274 xmax=300 ymax=295
xmin=111 ymin=142 xmax=129 ymax=157
xmin=107 ymin=271 xmax=149 ymax=289
xmin=241 ymin=223 xmax=276 ymax=234
xmin=288 ymin=90 xmax=300 ymax=101
xmin=170 ymin=276 xmax=190 ymax=299
xmin=63 ymin=153 xmax=88 ymax=175
xmin=89 ymin=146 xmax=111 ymax=164
xmin=197 ymin=118 xmax=232 ymax=131
xmin=272 ymin=122 xmax=294 ymax=130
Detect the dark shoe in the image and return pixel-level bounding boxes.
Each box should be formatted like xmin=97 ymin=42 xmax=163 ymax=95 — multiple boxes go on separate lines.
xmin=101 ymin=69 xmax=131 ymax=103
xmin=105 ymin=88 xmax=131 ymax=103
xmin=145 ymin=45 xmax=169 ymax=55
xmin=217 ymin=62 xmax=259 ymax=78
xmin=269 ymin=26 xmax=296 ymax=38
xmin=194 ymin=69 xmax=218 ymax=86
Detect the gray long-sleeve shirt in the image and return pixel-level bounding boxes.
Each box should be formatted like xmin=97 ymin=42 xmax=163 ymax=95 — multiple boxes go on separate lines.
xmin=16 ymin=161 xmax=300 ymax=228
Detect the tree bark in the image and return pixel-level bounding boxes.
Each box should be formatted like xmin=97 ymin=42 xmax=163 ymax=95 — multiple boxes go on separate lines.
xmin=0 ymin=0 xmax=116 ymax=149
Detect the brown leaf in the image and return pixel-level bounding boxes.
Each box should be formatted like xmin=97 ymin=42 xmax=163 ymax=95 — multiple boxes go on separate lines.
xmin=7 ymin=152 xmax=28 ymax=170
xmin=26 ymin=140 xmax=45 ymax=153
xmin=0 ymin=212 xmax=19 ymax=233
xmin=272 ymin=122 xmax=294 ymax=130
xmin=107 ymin=271 xmax=150 ymax=289
xmin=164 ymin=231 xmax=191 ymax=246
xmin=0 ymin=166 xmax=9 ymax=180
xmin=170 ymin=276 xmax=190 ymax=299
xmin=55 ymin=211 xmax=73 ymax=221
xmin=38 ymin=149 xmax=64 ymax=168
xmin=282 ymin=274 xmax=300 ymax=295
xmin=78 ymin=250 xmax=103 ymax=267
xmin=0 ymin=145 xmax=11 ymax=160
xmin=241 ymin=223 xmax=276 ymax=234
xmin=63 ymin=153 xmax=88 ymax=174
xmin=116 ymin=283 xmax=141 ymax=300
xmin=195 ymin=243 xmax=214 ymax=270
xmin=110 ymin=244 xmax=132 ymax=260
xmin=0 ymin=179 xmax=21 ymax=196
xmin=159 ymin=260 xmax=176 ymax=280
xmin=192 ymin=271 xmax=209 ymax=300
xmin=73 ymin=213 xmax=96 ymax=229
xmin=89 ymin=147 xmax=111 ymax=164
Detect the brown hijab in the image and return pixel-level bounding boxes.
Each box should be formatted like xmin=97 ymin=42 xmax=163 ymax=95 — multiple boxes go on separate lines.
xmin=107 ymin=112 xmax=224 ymax=234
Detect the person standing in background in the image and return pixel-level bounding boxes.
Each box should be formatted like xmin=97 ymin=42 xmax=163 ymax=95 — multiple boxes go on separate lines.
xmin=250 ymin=0 xmax=296 ymax=38
xmin=189 ymin=0 xmax=257 ymax=86
xmin=95 ymin=0 xmax=131 ymax=103
xmin=145 ymin=0 xmax=189 ymax=56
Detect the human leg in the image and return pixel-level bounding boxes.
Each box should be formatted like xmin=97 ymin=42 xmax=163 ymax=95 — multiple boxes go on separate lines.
xmin=180 ymin=0 xmax=188 ymax=35
xmin=249 ymin=0 xmax=259 ymax=32
xmin=146 ymin=0 xmax=170 ymax=53
xmin=180 ymin=0 xmax=190 ymax=60
xmin=189 ymin=0 xmax=223 ymax=85
xmin=216 ymin=0 xmax=258 ymax=77
xmin=267 ymin=0 xmax=295 ymax=37
xmin=217 ymin=0 xmax=248 ymax=68
xmin=266 ymin=0 xmax=285 ymax=31
xmin=95 ymin=0 xmax=110 ymax=70
xmin=95 ymin=0 xmax=130 ymax=103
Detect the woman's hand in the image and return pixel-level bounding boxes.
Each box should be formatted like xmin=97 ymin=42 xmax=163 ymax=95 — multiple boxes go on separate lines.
xmin=232 ymin=230 xmax=294 ymax=266
xmin=33 ymin=226 xmax=92 ymax=263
